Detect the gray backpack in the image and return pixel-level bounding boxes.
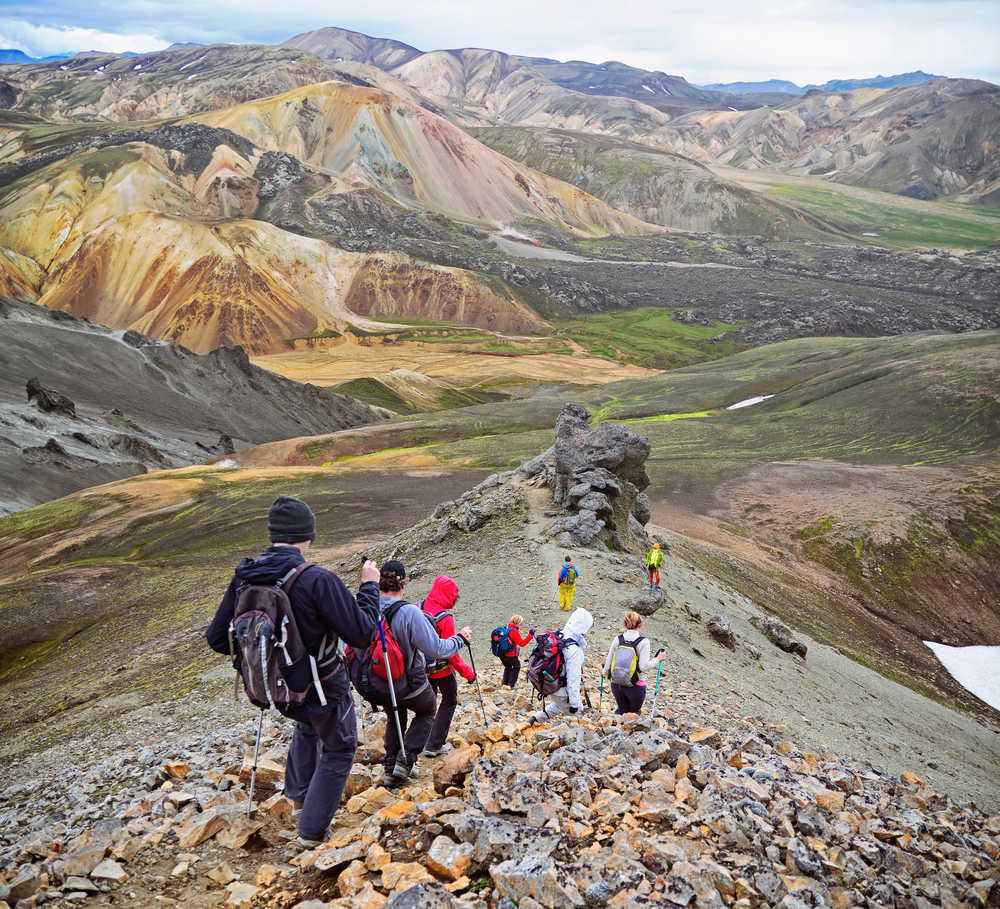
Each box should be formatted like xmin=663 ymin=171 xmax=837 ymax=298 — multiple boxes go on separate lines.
xmin=229 ymin=562 xmax=336 ymax=714
xmin=610 ymin=634 xmax=644 ymax=686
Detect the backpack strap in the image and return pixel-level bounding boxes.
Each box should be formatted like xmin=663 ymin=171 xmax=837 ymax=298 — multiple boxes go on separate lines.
xmin=384 ymin=599 xmax=409 ymax=627
xmin=420 ymin=600 xmax=453 ymax=626
xmin=276 ymin=561 xmax=312 ymax=591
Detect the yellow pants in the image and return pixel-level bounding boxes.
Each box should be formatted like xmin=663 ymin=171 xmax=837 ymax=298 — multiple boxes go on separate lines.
xmin=559 ymin=584 xmax=576 ymax=610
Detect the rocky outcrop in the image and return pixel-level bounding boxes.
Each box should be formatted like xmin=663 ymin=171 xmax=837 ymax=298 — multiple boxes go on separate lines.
xmin=541 ymin=403 xmax=652 ymax=550
xmin=26 ymin=377 xmax=75 ymax=418
xmin=345 ymin=256 xmax=545 ymax=334
xmin=707 ymin=614 xmax=737 ymax=650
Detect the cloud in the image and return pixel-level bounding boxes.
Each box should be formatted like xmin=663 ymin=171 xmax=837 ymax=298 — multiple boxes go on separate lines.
xmin=1 ymin=0 xmax=997 ymax=83
xmin=0 ymin=20 xmax=170 ymax=57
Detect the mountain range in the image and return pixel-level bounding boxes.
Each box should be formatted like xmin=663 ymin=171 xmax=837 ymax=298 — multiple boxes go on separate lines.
xmin=700 ymin=70 xmax=946 ymax=96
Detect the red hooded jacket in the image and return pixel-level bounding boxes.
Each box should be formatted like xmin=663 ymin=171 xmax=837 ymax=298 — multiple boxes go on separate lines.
xmin=504 ymin=623 xmax=533 ymax=658
xmin=421 ymin=575 xmax=474 ymax=681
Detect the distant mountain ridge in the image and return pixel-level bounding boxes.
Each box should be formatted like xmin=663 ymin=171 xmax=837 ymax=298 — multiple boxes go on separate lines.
xmin=0 ymin=49 xmax=72 ymax=64
xmin=701 ymin=70 xmax=946 ymax=95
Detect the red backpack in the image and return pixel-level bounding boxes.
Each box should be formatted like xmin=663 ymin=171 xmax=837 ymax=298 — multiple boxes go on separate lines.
xmin=345 ymin=599 xmax=406 ymax=698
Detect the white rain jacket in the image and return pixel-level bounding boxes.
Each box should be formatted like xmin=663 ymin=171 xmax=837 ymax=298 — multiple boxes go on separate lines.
xmin=557 ymin=608 xmax=593 ymax=709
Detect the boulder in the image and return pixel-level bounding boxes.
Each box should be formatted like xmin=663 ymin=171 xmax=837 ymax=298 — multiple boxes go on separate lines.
xmin=384 ymin=882 xmax=459 ymax=908
xmin=424 ymin=835 xmax=473 ymax=881
xmin=631 ymin=493 xmax=651 ymax=526
xmin=492 ymin=854 xmax=584 ymax=907
xmin=630 ymin=588 xmax=664 ymax=617
xmin=7 ymin=866 xmax=40 ymax=902
xmin=432 ymin=744 xmax=480 ymax=793
xmin=707 ymin=615 xmax=736 ymax=650
xmin=749 ymin=615 xmax=808 ymax=659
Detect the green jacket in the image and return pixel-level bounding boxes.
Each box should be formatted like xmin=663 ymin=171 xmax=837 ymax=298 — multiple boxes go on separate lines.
xmin=646 ymin=549 xmax=664 ymax=568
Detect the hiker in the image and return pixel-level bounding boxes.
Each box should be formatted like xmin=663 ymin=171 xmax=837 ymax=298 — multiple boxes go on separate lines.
xmin=531 ymin=607 xmax=592 ymax=721
xmin=645 ymin=542 xmax=665 ymax=589
xmin=498 ymin=614 xmax=534 ymax=689
xmin=206 ymin=495 xmax=380 ymax=848
xmin=602 ymin=610 xmax=667 ymax=715
xmin=419 ymin=575 xmax=476 ymax=757
xmin=557 ymin=555 xmax=580 ymax=611
xmin=366 ymin=561 xmax=471 ymax=783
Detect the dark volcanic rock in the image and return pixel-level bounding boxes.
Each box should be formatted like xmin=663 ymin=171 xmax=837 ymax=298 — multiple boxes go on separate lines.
xmin=1 ymin=296 xmax=376 ymax=514
xmin=26 ymin=377 xmax=75 ymax=417
xmin=630 ymin=588 xmax=664 ymax=617
xmin=253 ymin=150 xmax=313 ymax=200
xmin=750 ymin=614 xmax=808 ymax=658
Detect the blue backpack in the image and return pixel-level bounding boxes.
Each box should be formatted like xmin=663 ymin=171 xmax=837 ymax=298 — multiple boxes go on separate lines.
xmin=490 ymin=624 xmax=512 ymax=658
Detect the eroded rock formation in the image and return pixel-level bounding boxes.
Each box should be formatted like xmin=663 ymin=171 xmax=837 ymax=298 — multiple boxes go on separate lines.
xmin=542 ymin=403 xmax=652 ymax=550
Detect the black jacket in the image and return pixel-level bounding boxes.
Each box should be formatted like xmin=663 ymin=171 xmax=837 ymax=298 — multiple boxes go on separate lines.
xmin=207 ymin=546 xmax=379 ymax=708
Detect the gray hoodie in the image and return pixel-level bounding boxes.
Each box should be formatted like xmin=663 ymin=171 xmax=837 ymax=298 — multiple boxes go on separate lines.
xmin=380 ymin=594 xmax=464 ymax=698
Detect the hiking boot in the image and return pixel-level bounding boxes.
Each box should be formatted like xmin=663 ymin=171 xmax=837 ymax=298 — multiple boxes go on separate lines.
xmin=423 ymin=744 xmax=452 ymax=757
xmin=391 ymin=758 xmax=413 ymax=782
xmin=295 ymin=835 xmax=324 ymax=849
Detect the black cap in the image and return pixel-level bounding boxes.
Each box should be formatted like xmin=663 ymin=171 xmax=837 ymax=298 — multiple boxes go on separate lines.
xmin=381 ymin=559 xmax=406 ymax=582
xmin=268 ymin=495 xmax=316 ymax=543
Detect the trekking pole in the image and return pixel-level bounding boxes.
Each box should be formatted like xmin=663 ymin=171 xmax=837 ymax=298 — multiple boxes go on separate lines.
xmin=355 ymin=690 xmax=366 ymax=746
xmin=649 ymin=660 xmax=663 ymax=722
xmin=379 ymin=616 xmax=408 ymax=766
xmin=599 ymin=674 xmax=604 ymax=713
xmin=465 ymin=640 xmax=488 ymax=725
xmin=582 ymin=678 xmax=593 ymax=709
xmin=247 ymin=707 xmax=265 ymax=819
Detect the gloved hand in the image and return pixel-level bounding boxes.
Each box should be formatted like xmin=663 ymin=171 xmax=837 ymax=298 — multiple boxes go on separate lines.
xmin=528 ymin=628 xmax=535 ymax=636
xmin=463 ymin=669 xmax=476 ymax=684
xmin=569 ymin=705 xmax=579 ymax=715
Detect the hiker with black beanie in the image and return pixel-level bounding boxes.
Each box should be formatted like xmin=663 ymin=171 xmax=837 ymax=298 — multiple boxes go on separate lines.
xmin=370 ymin=561 xmax=472 ymax=784
xmin=206 ymin=495 xmax=380 ymax=848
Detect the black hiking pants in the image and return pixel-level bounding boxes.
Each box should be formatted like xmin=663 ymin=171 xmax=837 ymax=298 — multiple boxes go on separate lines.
xmin=284 ymin=684 xmax=358 ymax=841
xmin=500 ymin=655 xmax=520 ymax=687
xmin=382 ymin=684 xmax=437 ymax=771
xmin=426 ymin=673 xmax=458 ymax=751
xmin=611 ymin=682 xmax=646 ymax=716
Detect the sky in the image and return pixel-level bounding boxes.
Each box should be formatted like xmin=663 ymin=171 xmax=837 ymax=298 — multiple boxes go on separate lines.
xmin=1 ymin=0 xmax=998 ymax=86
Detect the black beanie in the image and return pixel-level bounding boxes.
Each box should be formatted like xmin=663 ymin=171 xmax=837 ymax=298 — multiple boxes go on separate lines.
xmin=268 ymin=495 xmax=316 ymax=543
